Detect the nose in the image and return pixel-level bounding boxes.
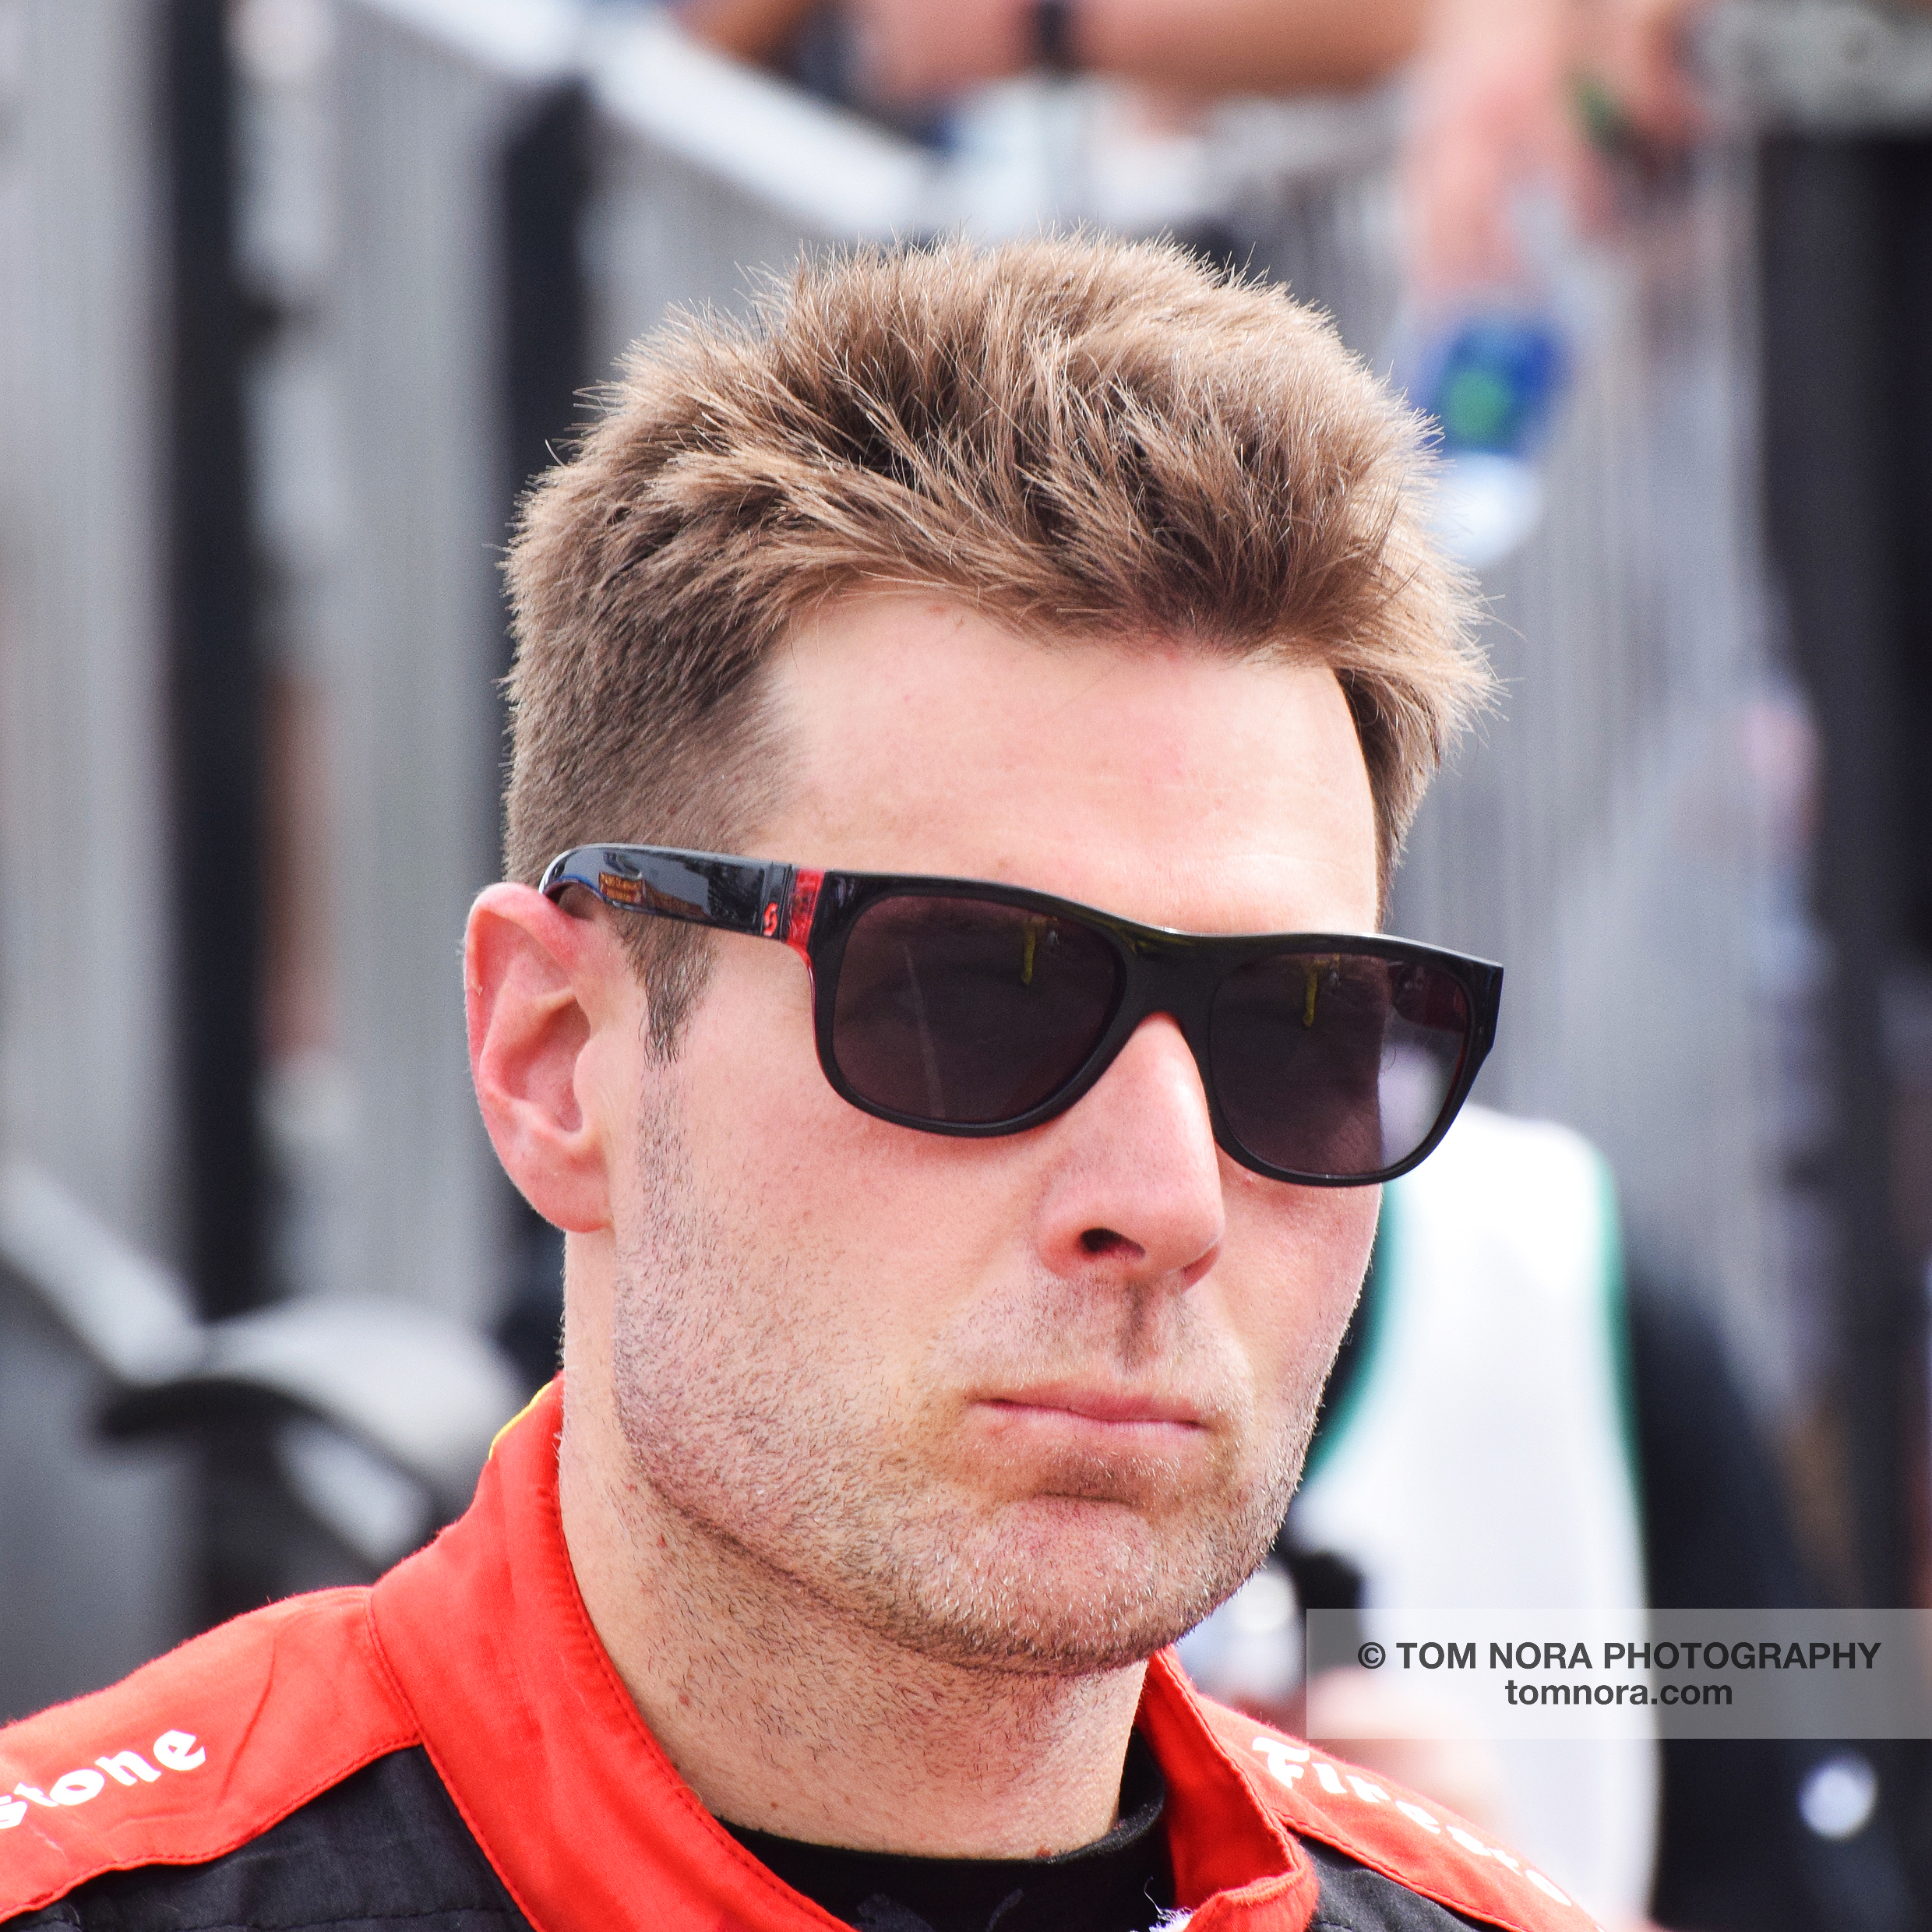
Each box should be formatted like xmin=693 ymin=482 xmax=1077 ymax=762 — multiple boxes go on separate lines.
xmin=1032 ymin=1014 xmax=1225 ymax=1290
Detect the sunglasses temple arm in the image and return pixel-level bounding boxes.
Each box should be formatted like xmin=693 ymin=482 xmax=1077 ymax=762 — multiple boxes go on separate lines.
xmin=538 ymin=845 xmax=809 ymax=946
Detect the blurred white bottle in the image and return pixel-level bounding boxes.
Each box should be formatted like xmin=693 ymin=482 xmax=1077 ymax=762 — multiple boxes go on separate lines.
xmin=1413 ymin=309 xmax=1568 ymax=572
xmin=1397 ymin=182 xmax=1606 ymax=572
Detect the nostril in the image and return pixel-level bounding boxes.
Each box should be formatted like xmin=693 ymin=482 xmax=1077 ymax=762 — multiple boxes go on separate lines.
xmin=1081 ymin=1226 xmax=1127 ymax=1256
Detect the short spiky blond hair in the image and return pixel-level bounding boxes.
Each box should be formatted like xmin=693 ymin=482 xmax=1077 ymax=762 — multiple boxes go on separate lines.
xmin=505 ymin=238 xmax=1488 ymax=1033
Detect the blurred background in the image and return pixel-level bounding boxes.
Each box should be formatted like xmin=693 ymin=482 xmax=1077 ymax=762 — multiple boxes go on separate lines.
xmin=2 ymin=0 xmax=1930 ymax=1923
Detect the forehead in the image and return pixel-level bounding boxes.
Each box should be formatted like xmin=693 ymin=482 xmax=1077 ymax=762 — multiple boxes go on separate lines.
xmin=757 ymin=596 xmax=1379 ymax=936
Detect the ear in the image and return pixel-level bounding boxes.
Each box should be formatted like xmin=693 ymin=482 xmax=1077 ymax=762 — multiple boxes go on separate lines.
xmin=465 ymin=882 xmax=640 ymax=1235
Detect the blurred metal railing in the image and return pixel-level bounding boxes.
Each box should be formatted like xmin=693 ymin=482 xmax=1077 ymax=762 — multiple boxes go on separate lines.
xmin=0 ymin=0 xmax=178 ymax=1287
xmin=1387 ymin=149 xmax=1800 ymax=1408
xmin=0 ymin=0 xmax=198 ymax=1719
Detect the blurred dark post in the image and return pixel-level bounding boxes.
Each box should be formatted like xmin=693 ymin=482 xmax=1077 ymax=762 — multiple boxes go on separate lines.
xmin=164 ymin=0 xmax=263 ymax=1323
xmin=1761 ymin=136 xmax=1932 ymax=1608
xmin=163 ymin=0 xmax=270 ymax=1620
xmin=494 ymin=83 xmax=591 ymax=1393
xmin=504 ymin=85 xmax=592 ymax=536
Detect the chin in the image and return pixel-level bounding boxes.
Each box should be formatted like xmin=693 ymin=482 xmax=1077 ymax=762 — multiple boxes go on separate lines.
xmin=847 ymin=1491 xmax=1276 ymax=1676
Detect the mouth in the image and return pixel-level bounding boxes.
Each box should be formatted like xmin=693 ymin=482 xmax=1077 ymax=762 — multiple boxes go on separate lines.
xmin=976 ymin=1384 xmax=1208 ymax=1433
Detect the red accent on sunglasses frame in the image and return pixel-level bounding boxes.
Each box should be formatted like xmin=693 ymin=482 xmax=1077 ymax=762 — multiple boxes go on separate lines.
xmin=784 ymin=869 xmax=824 ymax=964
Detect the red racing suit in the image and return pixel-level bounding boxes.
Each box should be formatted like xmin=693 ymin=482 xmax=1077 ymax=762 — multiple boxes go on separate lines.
xmin=0 ymin=1384 xmax=1599 ymax=1932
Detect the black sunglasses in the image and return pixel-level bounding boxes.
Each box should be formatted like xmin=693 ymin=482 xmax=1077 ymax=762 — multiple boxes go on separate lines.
xmin=541 ymin=844 xmax=1502 ymax=1187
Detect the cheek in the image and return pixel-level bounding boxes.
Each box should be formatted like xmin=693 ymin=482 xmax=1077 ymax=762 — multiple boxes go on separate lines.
xmin=673 ymin=941 xmax=851 ymax=1207
xmin=667 ymin=949 xmax=1030 ymax=1352
xmin=1221 ymin=1178 xmax=1379 ymax=1417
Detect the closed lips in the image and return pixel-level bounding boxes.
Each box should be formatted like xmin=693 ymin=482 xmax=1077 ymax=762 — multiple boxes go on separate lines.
xmin=983 ymin=1389 xmax=1204 ymax=1427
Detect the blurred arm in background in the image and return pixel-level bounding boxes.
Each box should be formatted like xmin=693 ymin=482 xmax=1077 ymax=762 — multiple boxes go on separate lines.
xmin=1401 ymin=0 xmax=1708 ymax=296
xmin=679 ymin=0 xmax=1426 ymax=99
xmin=681 ymin=0 xmax=1718 ymax=298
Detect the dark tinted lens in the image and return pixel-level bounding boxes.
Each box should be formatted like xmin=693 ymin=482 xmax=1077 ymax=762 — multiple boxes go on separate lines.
xmin=830 ymin=896 xmax=1123 ymax=1125
xmin=1208 ymin=952 xmax=1470 ymax=1178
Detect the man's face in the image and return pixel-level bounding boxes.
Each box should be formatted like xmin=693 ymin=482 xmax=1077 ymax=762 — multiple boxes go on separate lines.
xmin=601 ymin=597 xmax=1381 ymax=1673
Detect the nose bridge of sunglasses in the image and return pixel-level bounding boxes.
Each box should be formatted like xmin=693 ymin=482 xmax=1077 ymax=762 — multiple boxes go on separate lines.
xmin=1118 ymin=925 xmax=1198 ymax=968
xmin=1107 ymin=935 xmax=1228 ymax=1061
xmin=1117 ymin=925 xmax=1246 ymax=988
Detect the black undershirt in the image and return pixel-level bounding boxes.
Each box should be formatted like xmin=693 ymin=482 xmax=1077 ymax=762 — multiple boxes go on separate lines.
xmin=723 ymin=1731 xmax=1175 ymax=1932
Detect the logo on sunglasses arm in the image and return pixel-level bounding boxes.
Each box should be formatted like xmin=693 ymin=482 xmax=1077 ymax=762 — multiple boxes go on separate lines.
xmin=2 ymin=1730 xmax=206 ymax=1830
xmin=597 ymin=872 xmax=644 ymax=908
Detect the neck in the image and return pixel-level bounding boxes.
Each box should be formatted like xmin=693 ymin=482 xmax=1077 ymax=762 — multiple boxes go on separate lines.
xmin=558 ymin=1353 xmax=1148 ymax=1859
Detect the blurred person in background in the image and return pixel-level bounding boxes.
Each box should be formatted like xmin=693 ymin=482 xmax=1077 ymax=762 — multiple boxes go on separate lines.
xmin=0 ymin=235 xmax=1609 ymax=1932
xmin=685 ymin=0 xmax=1426 ymax=103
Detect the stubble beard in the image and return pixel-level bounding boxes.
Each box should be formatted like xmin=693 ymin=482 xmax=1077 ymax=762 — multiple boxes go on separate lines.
xmin=608 ymin=1092 xmax=1323 ymax=1679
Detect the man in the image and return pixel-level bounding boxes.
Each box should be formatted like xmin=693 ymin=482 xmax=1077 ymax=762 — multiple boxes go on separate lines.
xmin=2 ymin=239 xmax=1578 ymax=1931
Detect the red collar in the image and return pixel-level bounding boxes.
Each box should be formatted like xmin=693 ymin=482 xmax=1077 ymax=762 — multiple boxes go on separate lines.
xmin=371 ymin=1381 xmax=1320 ymax=1930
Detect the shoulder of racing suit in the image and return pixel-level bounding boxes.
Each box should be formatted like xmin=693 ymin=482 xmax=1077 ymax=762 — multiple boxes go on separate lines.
xmin=0 ymin=1586 xmax=435 ymax=1928
xmin=2 ymin=1743 xmax=527 ymax=1932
